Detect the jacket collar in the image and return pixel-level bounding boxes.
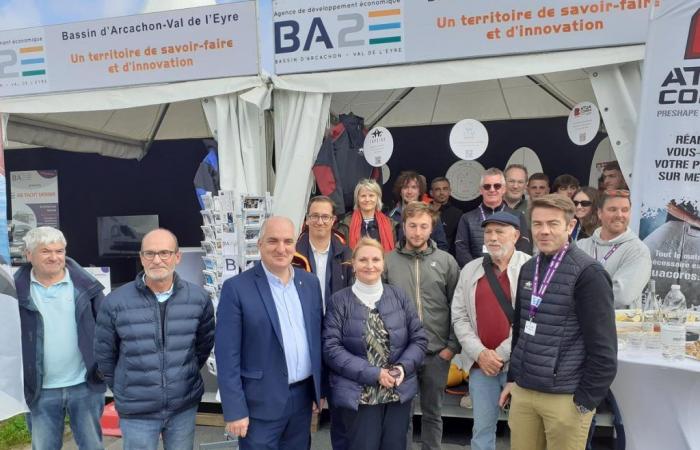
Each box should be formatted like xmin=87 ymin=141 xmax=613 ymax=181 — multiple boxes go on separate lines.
xmin=135 ymin=270 xmax=183 ymax=296
xmin=297 ymin=232 xmax=346 ymax=259
xmin=396 ymin=238 xmax=437 ymax=257
xmin=16 ymin=257 xmax=103 ymax=307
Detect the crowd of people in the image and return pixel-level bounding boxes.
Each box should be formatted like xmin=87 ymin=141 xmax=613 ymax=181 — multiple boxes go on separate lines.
xmin=15 ymin=160 xmax=653 ymax=450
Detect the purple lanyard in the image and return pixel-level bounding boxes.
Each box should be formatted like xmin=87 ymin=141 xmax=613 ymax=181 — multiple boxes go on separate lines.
xmin=479 ymin=204 xmax=505 ymax=221
xmin=595 ymin=244 xmax=620 ymax=262
xmin=529 ymin=244 xmax=569 ymax=319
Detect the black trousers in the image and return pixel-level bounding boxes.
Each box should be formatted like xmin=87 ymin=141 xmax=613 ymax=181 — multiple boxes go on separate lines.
xmin=334 ymin=401 xmax=412 ymax=450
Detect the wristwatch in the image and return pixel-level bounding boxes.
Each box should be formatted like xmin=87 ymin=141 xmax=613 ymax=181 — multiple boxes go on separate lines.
xmin=575 ymin=403 xmax=591 ymax=414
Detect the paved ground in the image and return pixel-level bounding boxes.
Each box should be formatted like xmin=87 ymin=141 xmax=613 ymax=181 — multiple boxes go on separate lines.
xmin=48 ymin=414 xmax=614 ymax=449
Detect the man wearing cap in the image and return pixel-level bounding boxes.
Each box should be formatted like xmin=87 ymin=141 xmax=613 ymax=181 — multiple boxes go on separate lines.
xmin=498 ymin=195 xmax=617 ymax=450
xmin=455 ymin=168 xmax=531 ymax=267
xmin=578 ymin=189 xmax=651 ymax=308
xmin=452 ymin=212 xmax=530 ymax=450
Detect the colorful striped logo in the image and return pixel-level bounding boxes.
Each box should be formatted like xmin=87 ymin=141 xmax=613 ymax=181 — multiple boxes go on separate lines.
xmin=19 ymin=45 xmax=46 ymax=76
xmin=367 ymin=8 xmax=401 ymax=45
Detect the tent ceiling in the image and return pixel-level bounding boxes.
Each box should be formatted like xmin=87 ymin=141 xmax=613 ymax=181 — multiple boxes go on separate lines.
xmin=330 ymin=70 xmax=596 ymax=127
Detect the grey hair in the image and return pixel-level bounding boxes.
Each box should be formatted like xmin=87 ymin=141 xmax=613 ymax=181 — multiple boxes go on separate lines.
xmin=23 ymin=226 xmax=67 ymax=253
xmin=258 ymin=216 xmax=296 ymax=242
xmin=480 ymin=167 xmax=505 ymax=186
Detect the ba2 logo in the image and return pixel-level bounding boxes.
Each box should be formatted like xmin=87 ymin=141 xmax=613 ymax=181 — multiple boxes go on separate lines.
xmin=0 ymin=50 xmax=20 ymax=79
xmin=275 ymin=15 xmax=364 ymax=53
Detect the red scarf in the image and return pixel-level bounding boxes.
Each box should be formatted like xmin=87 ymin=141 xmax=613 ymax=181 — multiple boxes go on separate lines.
xmin=349 ymin=209 xmax=395 ymax=251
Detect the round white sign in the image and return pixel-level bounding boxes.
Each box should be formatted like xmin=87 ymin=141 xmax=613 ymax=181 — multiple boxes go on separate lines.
xmin=381 ymin=164 xmax=391 ymax=184
xmin=567 ymin=101 xmax=600 ymax=146
xmin=445 ymin=160 xmax=486 ymax=201
xmin=363 ymin=127 xmax=394 ymax=167
xmin=449 ymin=119 xmax=489 ymax=160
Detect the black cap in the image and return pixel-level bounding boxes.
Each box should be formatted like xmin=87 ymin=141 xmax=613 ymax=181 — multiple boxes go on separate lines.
xmin=481 ymin=211 xmax=520 ymax=230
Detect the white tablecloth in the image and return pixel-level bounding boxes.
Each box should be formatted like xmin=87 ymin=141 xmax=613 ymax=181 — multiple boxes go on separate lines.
xmin=611 ymin=350 xmax=700 ymax=450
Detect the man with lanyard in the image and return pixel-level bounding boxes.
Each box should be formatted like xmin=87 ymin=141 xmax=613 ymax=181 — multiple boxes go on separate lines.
xmin=498 ymin=194 xmax=617 ymax=450
xmin=578 ymin=189 xmax=651 ymax=308
xmin=451 ymin=211 xmax=530 ymax=450
xmin=455 ymin=167 xmax=531 ymax=267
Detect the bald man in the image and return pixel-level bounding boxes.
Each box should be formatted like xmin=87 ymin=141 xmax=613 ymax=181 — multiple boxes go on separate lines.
xmin=216 ymin=217 xmax=324 ymax=450
xmin=95 ymin=228 xmax=215 ymax=450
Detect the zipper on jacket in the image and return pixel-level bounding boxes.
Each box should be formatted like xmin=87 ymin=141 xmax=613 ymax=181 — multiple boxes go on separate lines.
xmin=153 ymin=293 xmax=167 ymax=412
xmin=415 ymin=257 xmax=423 ymax=322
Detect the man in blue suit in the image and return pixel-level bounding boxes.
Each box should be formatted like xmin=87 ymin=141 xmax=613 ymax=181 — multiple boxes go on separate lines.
xmin=216 ymin=216 xmax=323 ymax=449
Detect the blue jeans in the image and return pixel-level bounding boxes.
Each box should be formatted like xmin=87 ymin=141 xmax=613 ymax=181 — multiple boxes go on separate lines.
xmin=27 ymin=382 xmax=105 ymax=450
xmin=469 ymin=368 xmax=507 ymax=450
xmin=119 ymin=405 xmax=197 ymax=450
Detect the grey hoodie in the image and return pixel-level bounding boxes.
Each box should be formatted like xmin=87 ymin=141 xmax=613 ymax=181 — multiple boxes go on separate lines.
xmin=578 ymin=227 xmax=652 ymax=308
xmin=385 ymin=239 xmax=461 ymax=354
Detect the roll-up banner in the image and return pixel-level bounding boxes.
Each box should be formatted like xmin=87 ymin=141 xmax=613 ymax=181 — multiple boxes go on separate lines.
xmin=632 ymin=0 xmax=700 ymax=306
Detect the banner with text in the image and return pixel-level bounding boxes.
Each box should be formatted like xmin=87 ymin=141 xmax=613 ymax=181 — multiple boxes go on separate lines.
xmin=0 ymin=1 xmax=258 ymax=97
xmin=10 ymin=170 xmax=60 ymax=239
xmin=273 ymin=0 xmax=658 ymax=74
xmin=632 ymin=0 xmax=700 ymax=306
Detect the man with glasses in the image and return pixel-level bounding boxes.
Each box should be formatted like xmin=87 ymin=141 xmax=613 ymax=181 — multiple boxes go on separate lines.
xmin=293 ymin=196 xmax=352 ymax=311
xmin=578 ymin=190 xmax=651 ymax=308
xmin=95 ymin=228 xmax=215 ymax=450
xmin=504 ymin=164 xmax=529 ymax=215
xmin=455 ymin=168 xmax=531 ymax=267
xmin=16 ymin=226 xmax=106 ymax=450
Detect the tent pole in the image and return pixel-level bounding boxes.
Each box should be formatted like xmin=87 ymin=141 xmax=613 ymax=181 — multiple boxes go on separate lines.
xmin=143 ymin=103 xmax=170 ymax=155
xmin=368 ymin=88 xmax=414 ymax=129
xmin=526 ymin=75 xmax=575 ymax=111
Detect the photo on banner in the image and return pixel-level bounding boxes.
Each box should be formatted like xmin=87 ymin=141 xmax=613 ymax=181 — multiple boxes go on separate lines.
xmin=632 ymin=0 xmax=700 ymax=306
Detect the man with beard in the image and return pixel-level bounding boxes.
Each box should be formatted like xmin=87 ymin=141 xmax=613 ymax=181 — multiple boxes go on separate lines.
xmin=95 ymin=229 xmax=215 ymax=450
xmin=578 ymin=190 xmax=651 ymax=308
xmin=385 ymin=201 xmax=460 ymax=450
xmin=430 ymin=177 xmax=463 ymax=256
xmin=452 ymin=212 xmax=530 ymax=450
xmin=455 ymin=168 xmax=531 ymax=267
xmin=504 ymin=165 xmax=529 ymax=215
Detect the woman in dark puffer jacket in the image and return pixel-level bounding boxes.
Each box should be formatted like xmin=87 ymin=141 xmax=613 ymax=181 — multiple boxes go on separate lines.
xmin=323 ymin=237 xmax=427 ymax=450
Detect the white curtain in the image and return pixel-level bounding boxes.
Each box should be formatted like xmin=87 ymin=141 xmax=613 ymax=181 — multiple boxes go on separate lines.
xmin=272 ymin=90 xmax=331 ymax=230
xmin=587 ymin=62 xmax=643 ymax=182
xmin=201 ymin=86 xmax=271 ymax=195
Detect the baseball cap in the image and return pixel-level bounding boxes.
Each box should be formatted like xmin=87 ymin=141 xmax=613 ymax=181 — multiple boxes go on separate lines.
xmin=481 ymin=211 xmax=520 ymax=230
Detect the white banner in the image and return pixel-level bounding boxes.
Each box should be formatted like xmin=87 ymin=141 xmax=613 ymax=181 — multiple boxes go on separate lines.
xmin=273 ymin=0 xmax=657 ymax=74
xmin=10 ymin=170 xmax=59 ymax=236
xmin=0 ymin=2 xmax=258 ymax=97
xmin=632 ymin=0 xmax=700 ymax=306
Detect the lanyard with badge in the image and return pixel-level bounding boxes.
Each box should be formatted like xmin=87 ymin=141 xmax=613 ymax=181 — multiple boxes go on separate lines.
xmin=525 ymin=243 xmax=569 ymax=336
xmin=480 ymin=204 xmax=506 ymax=254
xmin=594 ymin=244 xmax=620 ymax=263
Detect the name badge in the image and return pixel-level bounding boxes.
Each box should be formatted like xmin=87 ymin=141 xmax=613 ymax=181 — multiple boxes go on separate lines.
xmin=524 ymin=320 xmax=537 ymax=336
xmin=482 ymin=244 xmax=488 ymax=254
xmin=530 ymin=295 xmax=542 ymax=308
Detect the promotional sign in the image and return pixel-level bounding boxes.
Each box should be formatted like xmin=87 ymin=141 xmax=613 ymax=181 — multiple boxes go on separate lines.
xmin=632 ymin=0 xmax=700 ymax=306
xmin=363 ymin=126 xmax=394 ymax=167
xmin=0 ymin=113 xmax=26 ymax=420
xmin=0 ymin=1 xmax=258 ymax=97
xmin=449 ymin=119 xmax=489 ymax=160
xmin=10 ymin=170 xmax=59 ymax=239
xmin=567 ymin=101 xmax=601 ymax=145
xmin=273 ymin=0 xmax=656 ymax=74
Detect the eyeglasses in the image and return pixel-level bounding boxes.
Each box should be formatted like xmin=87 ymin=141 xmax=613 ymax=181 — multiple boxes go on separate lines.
xmin=605 ymin=189 xmax=630 ymax=197
xmin=307 ymin=214 xmax=333 ymax=224
xmin=140 ymin=250 xmax=177 ymax=260
xmin=481 ymin=183 xmax=503 ymax=191
xmin=573 ymin=200 xmax=593 ymax=207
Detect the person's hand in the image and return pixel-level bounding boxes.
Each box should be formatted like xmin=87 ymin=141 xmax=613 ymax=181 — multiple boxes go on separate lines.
xmin=438 ymin=348 xmax=455 ymax=361
xmin=378 ymin=368 xmax=396 ymax=388
xmin=312 ymin=398 xmax=326 ymax=413
xmin=477 ymin=349 xmax=504 ymax=376
xmin=225 ymin=417 xmax=249 ymax=438
xmin=498 ymin=382 xmax=514 ymax=409
xmin=392 ymin=365 xmax=405 ymax=386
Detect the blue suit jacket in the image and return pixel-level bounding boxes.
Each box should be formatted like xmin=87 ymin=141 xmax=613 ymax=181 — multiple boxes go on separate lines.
xmin=215 ymin=263 xmax=323 ymax=422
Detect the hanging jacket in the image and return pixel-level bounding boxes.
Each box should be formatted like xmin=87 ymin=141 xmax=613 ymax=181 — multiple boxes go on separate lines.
xmin=313 ymin=114 xmax=380 ymax=215
xmin=194 ymin=139 xmax=220 ymax=209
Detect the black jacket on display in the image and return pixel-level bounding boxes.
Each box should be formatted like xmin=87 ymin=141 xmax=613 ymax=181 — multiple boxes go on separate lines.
xmin=508 ymin=244 xmax=617 ymax=411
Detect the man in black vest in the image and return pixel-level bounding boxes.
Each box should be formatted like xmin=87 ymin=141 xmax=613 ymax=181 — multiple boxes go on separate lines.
xmin=498 ymin=195 xmax=617 ymax=450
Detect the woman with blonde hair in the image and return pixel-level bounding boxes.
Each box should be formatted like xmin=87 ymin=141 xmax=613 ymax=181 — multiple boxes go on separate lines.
xmin=337 ymin=179 xmax=396 ymax=251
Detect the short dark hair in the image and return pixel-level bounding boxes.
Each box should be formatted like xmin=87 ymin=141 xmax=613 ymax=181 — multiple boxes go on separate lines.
xmin=505 ymin=164 xmax=529 ymax=179
xmin=529 ymin=194 xmax=576 ymax=223
xmin=528 ymin=172 xmax=550 ymax=185
xmin=402 ymin=201 xmax=437 ymax=227
xmin=431 ymin=177 xmax=450 ymax=188
xmin=393 ymin=171 xmax=427 ymax=201
xmin=307 ymin=195 xmax=336 ymax=216
xmin=603 ymin=161 xmax=621 ymax=172
xmin=598 ymin=189 xmax=631 ymax=209
xmin=552 ymin=174 xmax=580 ymax=192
